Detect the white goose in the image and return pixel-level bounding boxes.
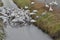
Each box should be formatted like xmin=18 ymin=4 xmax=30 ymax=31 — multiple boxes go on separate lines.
xmin=36 ymin=16 xmax=39 ymax=18
xmin=29 ymin=12 xmax=36 ymax=15
xmin=33 ymin=10 xmax=38 ymax=13
xmin=31 ymin=2 xmax=35 ymax=5
xmin=53 ymin=0 xmax=58 ymax=5
xmin=45 ymin=4 xmax=49 ymax=8
xmin=44 ymin=0 xmax=49 ymax=8
xmin=49 ymin=6 xmax=53 ymax=11
xmin=12 ymin=17 xmax=25 ymax=23
xmin=49 ymin=2 xmax=53 ymax=5
xmin=11 ymin=18 xmax=17 ymax=22
xmin=25 ymin=6 xmax=28 ymax=9
xmin=0 ymin=16 xmax=8 ymax=23
xmin=10 ymin=11 xmax=15 ymax=17
xmin=41 ymin=11 xmax=47 ymax=16
xmin=30 ymin=19 xmax=36 ymax=22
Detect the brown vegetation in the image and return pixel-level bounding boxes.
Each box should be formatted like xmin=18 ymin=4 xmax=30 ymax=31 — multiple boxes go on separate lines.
xmin=13 ymin=0 xmax=60 ymax=40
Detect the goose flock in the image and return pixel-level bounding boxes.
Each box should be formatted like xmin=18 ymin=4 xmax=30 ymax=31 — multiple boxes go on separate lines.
xmin=0 ymin=0 xmax=58 ymax=27
xmin=0 ymin=6 xmax=37 ymax=27
xmin=45 ymin=0 xmax=58 ymax=11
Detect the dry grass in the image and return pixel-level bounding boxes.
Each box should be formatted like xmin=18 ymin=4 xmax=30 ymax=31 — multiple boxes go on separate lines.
xmin=0 ymin=2 xmax=3 ymax=7
xmin=0 ymin=19 xmax=5 ymax=40
xmin=13 ymin=0 xmax=31 ymax=8
xmin=30 ymin=1 xmax=60 ymax=39
xmin=34 ymin=8 xmax=60 ymax=39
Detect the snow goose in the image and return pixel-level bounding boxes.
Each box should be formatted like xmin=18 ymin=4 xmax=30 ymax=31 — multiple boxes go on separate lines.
xmin=53 ymin=0 xmax=58 ymax=5
xmin=30 ymin=19 xmax=36 ymax=22
xmin=44 ymin=0 xmax=49 ymax=8
xmin=25 ymin=6 xmax=28 ymax=9
xmin=29 ymin=12 xmax=36 ymax=15
xmin=12 ymin=18 xmax=18 ymax=22
xmin=32 ymin=10 xmax=38 ymax=13
xmin=41 ymin=11 xmax=47 ymax=16
xmin=36 ymin=16 xmax=39 ymax=18
xmin=31 ymin=2 xmax=35 ymax=5
xmin=49 ymin=2 xmax=53 ymax=5
xmin=45 ymin=4 xmax=49 ymax=8
xmin=0 ymin=16 xmax=8 ymax=23
xmin=49 ymin=6 xmax=53 ymax=11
